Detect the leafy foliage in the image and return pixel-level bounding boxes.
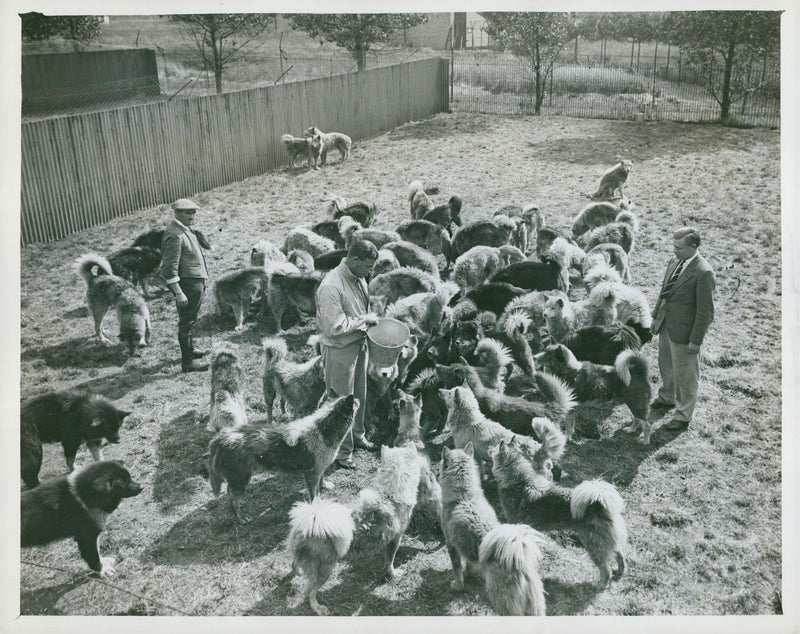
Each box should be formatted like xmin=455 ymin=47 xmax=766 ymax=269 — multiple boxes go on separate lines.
xmin=286 ymin=14 xmax=428 ymax=70
xmin=170 ymin=14 xmax=274 ymax=93
xmin=480 ymin=12 xmax=576 ymax=114
xmin=21 ymin=12 xmax=102 ymax=50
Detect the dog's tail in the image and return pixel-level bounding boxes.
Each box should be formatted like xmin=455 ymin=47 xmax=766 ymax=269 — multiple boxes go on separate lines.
xmin=530 ymin=416 xmax=566 ymax=464
xmin=613 ymin=349 xmax=649 ymax=387
xmin=435 ymin=281 xmax=460 ymax=309
xmin=288 ymin=498 xmax=355 ymax=561
xmin=208 ymin=392 xmax=247 ymax=433
xmin=75 ymin=253 xmax=114 ymax=287
xmin=475 ymin=337 xmax=513 ymax=370
xmin=207 ymin=435 xmax=225 ymax=497
xmin=530 ymin=370 xmax=577 ymax=422
xmin=326 ymin=196 xmax=346 ymax=218
xmin=570 ymin=479 xmax=628 ymax=579
xmin=281 ymin=133 xmax=294 ymax=144
xmin=615 ymin=210 xmax=639 ymax=231
xmin=408 ymin=180 xmax=425 ymax=203
xmin=479 ymin=523 xmax=547 ymax=616
xmin=261 ymin=336 xmax=289 ymax=371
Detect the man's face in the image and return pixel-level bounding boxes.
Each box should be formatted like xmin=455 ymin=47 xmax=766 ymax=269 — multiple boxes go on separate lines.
xmin=175 ymin=208 xmax=197 ymax=226
xmin=673 ymin=236 xmax=697 ymax=261
xmin=349 ymin=257 xmax=376 ymax=279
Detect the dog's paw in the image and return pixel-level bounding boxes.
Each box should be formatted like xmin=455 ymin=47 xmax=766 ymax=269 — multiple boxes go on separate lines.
xmin=386 ymin=565 xmax=403 ymax=581
xmin=234 ymin=325 xmax=244 ymax=331
xmin=98 ymin=557 xmax=116 ymax=578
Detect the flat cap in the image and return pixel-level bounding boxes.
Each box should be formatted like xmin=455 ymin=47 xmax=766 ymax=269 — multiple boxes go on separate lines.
xmin=172 ymin=198 xmax=199 ymax=211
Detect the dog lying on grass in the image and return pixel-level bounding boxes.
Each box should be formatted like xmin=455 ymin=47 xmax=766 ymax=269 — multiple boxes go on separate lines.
xmin=208 ymin=348 xmax=247 ymax=433
xmin=21 ymin=460 xmax=142 ymax=577
xmin=287 ymin=444 xmax=422 ymax=615
xmin=491 ymin=436 xmax=627 ymax=588
xmin=75 ymin=254 xmax=151 ymax=356
xmin=21 ymin=389 xmax=130 ymax=489
xmin=439 ymin=444 xmax=547 ymax=615
xmin=207 ymin=395 xmax=357 ymax=522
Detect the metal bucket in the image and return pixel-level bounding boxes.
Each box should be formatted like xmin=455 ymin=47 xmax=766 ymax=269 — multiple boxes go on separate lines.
xmin=366 ymin=318 xmax=410 ymax=368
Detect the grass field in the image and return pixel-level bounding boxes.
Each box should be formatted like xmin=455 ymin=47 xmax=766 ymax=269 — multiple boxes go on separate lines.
xmin=18 ymin=113 xmax=781 ymax=619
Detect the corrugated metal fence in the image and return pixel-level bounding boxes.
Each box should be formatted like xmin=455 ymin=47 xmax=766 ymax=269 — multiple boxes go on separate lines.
xmin=21 ymin=58 xmax=449 ymax=245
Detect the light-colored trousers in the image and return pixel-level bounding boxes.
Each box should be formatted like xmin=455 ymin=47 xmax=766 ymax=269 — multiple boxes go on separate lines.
xmin=321 ymin=339 xmax=368 ymax=460
xmin=657 ymin=333 xmax=701 ymax=423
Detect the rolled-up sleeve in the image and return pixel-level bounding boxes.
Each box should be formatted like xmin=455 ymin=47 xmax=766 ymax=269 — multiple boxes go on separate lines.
xmin=160 ymin=233 xmax=182 ymax=284
xmin=317 ymin=285 xmax=366 ymax=338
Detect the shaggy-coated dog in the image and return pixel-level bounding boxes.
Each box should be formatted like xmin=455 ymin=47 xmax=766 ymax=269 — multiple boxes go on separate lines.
xmin=328 ymin=196 xmax=378 ymax=227
xmin=489 ymin=256 xmax=567 ymax=293
xmin=287 ymin=445 xmax=421 ymax=615
xmin=408 ymin=180 xmax=435 ymax=219
xmin=439 ymin=444 xmax=546 ymax=615
xmin=208 ymin=348 xmax=247 ymax=432
xmin=75 ymin=254 xmax=151 ymax=355
xmin=305 ymin=125 xmax=352 ymax=167
xmin=368 ymin=267 xmax=439 ymax=307
xmin=311 ymin=220 xmax=346 ymax=249
xmin=384 ymin=284 xmax=456 ymax=341
xmin=590 ymin=160 xmax=633 ymax=200
xmin=450 ymin=220 xmax=512 ymax=259
xmin=107 ymin=246 xmax=162 ymax=295
xmin=266 ymin=271 xmax=322 ymax=332
xmin=381 ymin=240 xmax=439 ymax=277
xmin=586 ymin=242 xmax=632 ymax=283
xmin=281 ymin=133 xmax=320 ymax=168
xmin=250 ymin=239 xmax=287 ymax=268
xmin=262 ymin=335 xmax=326 ymax=424
xmin=422 ymin=196 xmax=463 ymax=232
xmin=579 ymin=216 xmax=637 ymax=255
xmin=21 ymin=460 xmax=142 ymax=577
xmin=208 ymin=395 xmax=357 ymax=521
xmin=572 ymin=200 xmax=631 ymax=238
xmin=214 ymin=268 xmax=270 ymax=331
xmin=395 ymin=219 xmax=452 ymax=265
xmin=452 ymin=282 xmax=528 ymax=317
xmin=563 ymin=322 xmax=643 ymax=365
xmin=21 ymin=389 xmax=130 ymax=489
xmin=132 ymin=227 xmax=212 ymax=252
xmin=314 ymin=249 xmax=348 ymax=272
xmin=534 ymin=344 xmax=653 ymax=443
xmin=490 ymin=437 xmax=627 ymax=587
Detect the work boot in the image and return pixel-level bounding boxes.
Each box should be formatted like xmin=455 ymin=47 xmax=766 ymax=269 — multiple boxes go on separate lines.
xmin=189 ymin=335 xmax=208 ymax=359
xmin=179 ymin=333 xmax=208 ymax=372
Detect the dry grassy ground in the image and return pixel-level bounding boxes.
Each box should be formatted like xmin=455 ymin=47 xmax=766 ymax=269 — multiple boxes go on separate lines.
xmin=19 ymin=113 xmax=781 ymax=618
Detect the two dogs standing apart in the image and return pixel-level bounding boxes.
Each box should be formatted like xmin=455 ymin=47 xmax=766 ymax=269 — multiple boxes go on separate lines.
xmin=281 ymin=125 xmax=352 ymax=170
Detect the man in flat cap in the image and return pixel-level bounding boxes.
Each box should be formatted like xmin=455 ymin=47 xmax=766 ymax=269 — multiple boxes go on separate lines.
xmin=160 ymin=198 xmax=209 ymax=372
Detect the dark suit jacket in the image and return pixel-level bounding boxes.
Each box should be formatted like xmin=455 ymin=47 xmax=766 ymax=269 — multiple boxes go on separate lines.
xmin=160 ymin=220 xmax=208 ymax=283
xmin=652 ymin=253 xmax=715 ymax=346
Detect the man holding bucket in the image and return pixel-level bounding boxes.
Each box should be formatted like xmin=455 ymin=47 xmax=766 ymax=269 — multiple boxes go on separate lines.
xmin=316 ymin=240 xmax=381 ymax=469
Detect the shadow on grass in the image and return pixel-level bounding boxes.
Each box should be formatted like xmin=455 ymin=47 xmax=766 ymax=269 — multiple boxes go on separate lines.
xmin=543 ymin=578 xmax=600 ymax=615
xmin=74 ymin=361 xmax=176 ymax=400
xmin=20 ymin=575 xmax=90 ymax=615
xmin=526 ymin=120 xmax=748 ymax=165
xmin=21 ymin=337 xmax=131 ymax=368
xmin=388 ymin=114 xmax=493 ymax=141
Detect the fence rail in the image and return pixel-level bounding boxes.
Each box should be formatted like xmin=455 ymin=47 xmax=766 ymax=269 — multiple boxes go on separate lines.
xmin=451 ymin=55 xmax=779 ymax=128
xmin=20 ymin=58 xmax=450 ymax=246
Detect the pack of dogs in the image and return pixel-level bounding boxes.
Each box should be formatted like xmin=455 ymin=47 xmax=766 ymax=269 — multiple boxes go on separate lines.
xmin=25 ymin=158 xmax=664 ymax=615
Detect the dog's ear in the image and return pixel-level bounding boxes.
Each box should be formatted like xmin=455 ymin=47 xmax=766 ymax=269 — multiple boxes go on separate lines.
xmin=464 ymin=442 xmax=474 ymax=457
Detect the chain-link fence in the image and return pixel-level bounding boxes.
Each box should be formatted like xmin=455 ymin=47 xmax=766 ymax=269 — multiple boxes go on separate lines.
xmin=451 ymin=53 xmax=780 ymax=127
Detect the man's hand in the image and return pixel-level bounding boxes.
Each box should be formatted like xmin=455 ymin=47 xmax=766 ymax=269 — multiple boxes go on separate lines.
xmin=686 ymin=342 xmax=700 ymax=354
xmin=175 ymin=290 xmax=189 ymax=309
xmin=362 ymin=313 xmax=380 ymax=327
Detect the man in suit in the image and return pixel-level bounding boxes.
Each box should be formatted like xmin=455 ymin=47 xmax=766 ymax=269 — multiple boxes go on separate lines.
xmin=315 ymin=240 xmax=380 ymax=469
xmin=651 ymin=227 xmax=715 ymax=430
xmin=160 ymin=198 xmax=209 ymax=373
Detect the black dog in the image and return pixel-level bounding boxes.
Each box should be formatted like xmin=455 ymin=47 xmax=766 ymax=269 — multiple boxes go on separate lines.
xmin=489 ymin=256 xmax=566 ymax=293
xmin=132 ymin=227 xmax=212 ymax=252
xmin=21 ymin=389 xmax=130 ymax=489
xmin=21 ymin=460 xmax=143 ymax=577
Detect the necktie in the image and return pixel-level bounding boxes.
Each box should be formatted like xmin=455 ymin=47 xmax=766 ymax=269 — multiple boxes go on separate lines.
xmin=659 ymin=259 xmax=685 ymax=302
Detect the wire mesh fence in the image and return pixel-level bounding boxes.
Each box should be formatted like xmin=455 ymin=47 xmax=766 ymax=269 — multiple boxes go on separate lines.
xmin=451 ymin=54 xmax=780 ymax=128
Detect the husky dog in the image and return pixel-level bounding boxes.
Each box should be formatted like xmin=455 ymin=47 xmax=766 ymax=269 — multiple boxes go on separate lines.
xmin=281 ymin=133 xmax=320 ymax=168
xmin=305 ymin=125 xmax=352 ymax=167
xmin=208 ymin=395 xmax=357 ymax=521
xmin=591 ymin=160 xmax=633 ymax=200
xmin=107 ymin=246 xmax=162 ymax=295
xmin=266 ymin=271 xmax=323 ymax=332
xmin=22 ymin=460 xmax=142 ymax=577
xmin=75 ymin=254 xmax=151 ymax=355
xmin=368 ymin=267 xmax=440 ymax=308
xmin=213 ymin=268 xmax=269 ymax=331
xmin=534 ymin=344 xmax=653 ymax=443
xmin=208 ymin=348 xmax=247 ymax=433
xmin=586 ymin=242 xmax=632 ymax=283
xmin=21 ymin=389 xmax=130 ymax=489
xmin=262 ymin=335 xmax=326 ymax=424
xmin=572 ymin=200 xmax=631 ymax=238
xmin=408 ymin=180 xmax=435 ymax=219
xmin=250 ymin=239 xmax=287 ymax=268
xmin=439 ymin=444 xmax=546 ymax=615
xmin=132 ymin=227 xmax=213 ymax=252
xmin=288 ymin=445 xmax=422 ymax=615
xmin=491 ymin=437 xmax=627 ymax=587
xmin=328 ymin=197 xmax=378 ymax=227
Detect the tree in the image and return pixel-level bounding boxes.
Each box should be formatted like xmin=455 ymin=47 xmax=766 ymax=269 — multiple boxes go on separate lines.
xmin=286 ymin=14 xmax=428 ymax=71
xmin=667 ymin=11 xmax=780 ymax=121
xmin=21 ymin=12 xmax=101 ymax=50
xmin=480 ymin=12 xmax=576 ymax=114
xmin=170 ymin=14 xmax=274 ymax=94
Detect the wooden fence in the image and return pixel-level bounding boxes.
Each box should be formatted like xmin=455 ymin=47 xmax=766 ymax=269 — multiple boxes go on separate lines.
xmin=21 ymin=58 xmax=450 ymax=245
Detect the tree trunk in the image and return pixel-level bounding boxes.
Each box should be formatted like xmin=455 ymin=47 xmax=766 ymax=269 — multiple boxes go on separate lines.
xmin=630 ymin=38 xmax=635 ymax=70
xmin=720 ymin=39 xmax=736 ymax=121
xmin=209 ymin=18 xmax=223 ymax=94
xmin=534 ymin=43 xmax=542 ymax=115
xmin=355 ymin=45 xmax=366 ymax=71
xmin=574 ymin=35 xmax=579 ymax=63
